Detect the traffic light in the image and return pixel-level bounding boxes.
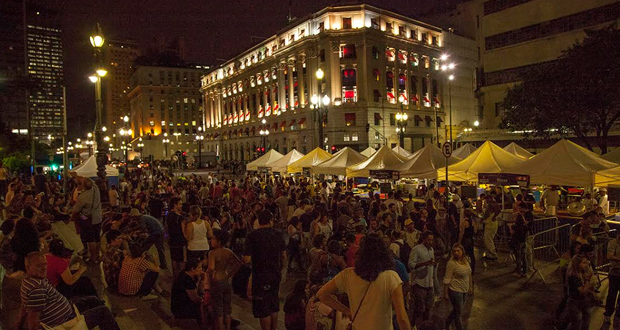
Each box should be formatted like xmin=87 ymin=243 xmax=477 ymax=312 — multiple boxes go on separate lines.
xmin=256 ymin=147 xmax=260 ymax=152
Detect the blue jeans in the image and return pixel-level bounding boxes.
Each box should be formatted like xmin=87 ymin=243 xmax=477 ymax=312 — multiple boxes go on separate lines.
xmin=446 ymin=289 xmax=466 ymax=330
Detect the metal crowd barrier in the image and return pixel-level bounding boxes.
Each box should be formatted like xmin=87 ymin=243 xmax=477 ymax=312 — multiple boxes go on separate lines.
xmin=526 ymin=223 xmax=571 ymax=284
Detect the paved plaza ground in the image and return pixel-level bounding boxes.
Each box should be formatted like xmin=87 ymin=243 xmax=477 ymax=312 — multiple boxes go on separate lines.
xmin=83 ymin=246 xmax=615 ymax=330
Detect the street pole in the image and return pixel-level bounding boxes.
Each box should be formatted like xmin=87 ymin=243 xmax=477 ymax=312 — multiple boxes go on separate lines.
xmin=62 ymin=87 xmax=68 ymax=194
xmin=435 ymin=104 xmax=439 ymax=148
xmin=449 ymin=77 xmax=453 ymax=148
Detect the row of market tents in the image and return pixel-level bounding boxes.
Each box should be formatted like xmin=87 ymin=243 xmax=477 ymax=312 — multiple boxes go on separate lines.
xmin=246 ymin=140 xmax=620 ymax=187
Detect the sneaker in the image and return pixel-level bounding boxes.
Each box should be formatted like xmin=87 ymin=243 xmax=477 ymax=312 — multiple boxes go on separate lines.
xmin=140 ymin=294 xmax=158 ymax=301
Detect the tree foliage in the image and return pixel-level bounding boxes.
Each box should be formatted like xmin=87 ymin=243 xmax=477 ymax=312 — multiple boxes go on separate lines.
xmin=501 ymin=26 xmax=620 ymax=153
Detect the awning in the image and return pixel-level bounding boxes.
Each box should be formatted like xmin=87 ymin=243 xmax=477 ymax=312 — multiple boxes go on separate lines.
xmin=399 ymin=94 xmax=407 ymax=101
xmin=414 ymin=115 xmax=423 ymax=122
xmin=398 ymin=53 xmax=406 ymax=60
xmin=373 ymin=68 xmax=381 ymax=76
xmin=433 ymin=97 xmax=440 ymax=104
xmin=280 ymin=121 xmax=286 ymax=128
xmin=411 ymin=94 xmax=419 ymax=102
xmin=213 ymin=133 xmax=220 ymax=138
xmin=387 ymin=92 xmax=395 ymax=99
xmin=298 ymin=118 xmax=306 ymax=125
xmin=245 ymin=111 xmax=250 ymax=120
xmin=423 ymin=96 xmax=431 ymax=103
xmin=436 ymin=116 xmax=444 ymax=123
xmin=274 ymin=104 xmax=279 ymax=111
xmin=425 ymin=115 xmax=434 ymax=122
xmin=294 ymin=101 xmax=299 ymax=107
xmin=258 ymin=108 xmax=264 ymax=116
xmin=344 ymin=90 xmax=355 ymax=98
xmin=289 ymin=119 xmax=296 ymax=126
xmin=266 ymin=106 xmax=272 ymax=112
xmin=374 ymin=113 xmax=383 ymax=121
xmin=250 ymin=126 xmax=256 ymax=134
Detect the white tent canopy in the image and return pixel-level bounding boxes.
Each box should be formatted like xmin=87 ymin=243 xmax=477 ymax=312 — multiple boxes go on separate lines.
xmin=601 ymin=147 xmax=620 ymax=164
xmin=513 ymin=139 xmax=618 ymax=187
xmin=360 ymin=147 xmax=376 ymax=157
xmin=392 ymin=145 xmax=413 ymax=158
xmin=246 ymin=149 xmax=284 ymax=171
xmin=503 ymin=142 xmax=534 ymax=159
xmin=287 ymin=148 xmax=333 ymax=173
xmin=312 ymin=147 xmax=368 ymax=176
xmin=265 ymin=149 xmax=305 ymax=173
xmin=438 ymin=140 xmax=526 ymax=182
xmin=394 ymin=145 xmax=462 ymax=179
xmin=71 ymin=155 xmax=119 ymax=177
xmin=451 ymin=143 xmax=477 ymax=159
xmin=346 ymin=145 xmax=408 ymax=177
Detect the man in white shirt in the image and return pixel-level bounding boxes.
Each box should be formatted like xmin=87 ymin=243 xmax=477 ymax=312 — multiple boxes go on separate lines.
xmin=408 ymin=231 xmax=436 ymax=326
xmin=582 ymin=192 xmax=598 ymax=211
xmin=541 ymin=185 xmax=560 ymax=216
xmin=599 ymin=188 xmax=610 ymax=216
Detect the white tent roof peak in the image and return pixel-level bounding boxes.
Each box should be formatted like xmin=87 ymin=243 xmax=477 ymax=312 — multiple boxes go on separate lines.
xmin=503 ymin=142 xmax=534 ymax=159
xmin=287 ymin=148 xmax=333 ymax=173
xmin=394 ymin=144 xmax=461 ymax=179
xmin=312 ymin=147 xmax=367 ymax=176
xmin=360 ymin=147 xmax=376 ymax=157
xmin=451 ymin=143 xmax=477 ymax=159
xmin=392 ymin=145 xmax=413 ymax=158
xmin=346 ymin=145 xmax=407 ymax=177
xmin=265 ymin=149 xmax=305 ymax=173
xmin=246 ymin=149 xmax=284 ymax=171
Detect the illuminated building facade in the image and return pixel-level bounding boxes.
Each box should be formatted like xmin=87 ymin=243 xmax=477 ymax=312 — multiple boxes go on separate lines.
xmin=103 ymin=38 xmax=140 ymax=133
xmin=0 ymin=0 xmax=64 ymax=143
xmin=202 ymin=4 xmax=456 ymax=161
xmin=127 ymin=64 xmax=209 ymax=159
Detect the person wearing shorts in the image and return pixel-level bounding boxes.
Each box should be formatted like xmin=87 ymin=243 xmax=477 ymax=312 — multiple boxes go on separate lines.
xmin=208 ymin=229 xmax=242 ymax=329
xmin=73 ymin=177 xmax=102 ymax=263
xmin=243 ymin=210 xmax=286 ymax=330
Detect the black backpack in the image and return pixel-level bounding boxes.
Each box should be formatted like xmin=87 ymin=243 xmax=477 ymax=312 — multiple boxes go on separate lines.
xmin=395 ymin=241 xmax=412 ymax=270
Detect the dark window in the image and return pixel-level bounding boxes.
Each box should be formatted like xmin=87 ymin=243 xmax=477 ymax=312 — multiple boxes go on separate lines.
xmin=399 ymin=26 xmax=406 ymax=36
xmin=484 ymin=0 xmax=534 ymax=15
xmin=340 ymin=44 xmax=356 ymax=59
xmin=432 ymin=36 xmax=438 ymax=45
xmin=373 ymin=89 xmax=381 ymax=102
xmin=422 ymin=33 xmax=428 ymax=43
xmin=342 ymin=69 xmax=356 ymax=87
xmin=410 ymin=29 xmax=417 ymax=40
xmin=410 ymin=76 xmax=418 ymax=96
xmin=495 ymin=102 xmax=504 ymax=117
xmin=386 ymin=22 xmax=392 ymax=32
xmin=372 ymin=46 xmax=379 ymax=60
xmin=344 ymin=113 xmax=356 ymax=126
xmin=342 ymin=17 xmax=352 ymax=29
xmin=320 ymin=49 xmax=325 ymax=62
xmin=371 ymin=18 xmax=379 ymax=29
xmin=398 ymin=74 xmax=407 ymax=93
xmin=386 ymin=71 xmax=394 ymax=89
xmin=422 ymin=77 xmax=428 ymax=96
xmin=374 ymin=112 xmax=381 ymax=125
xmin=432 ymin=79 xmax=439 ymax=97
xmin=390 ymin=113 xmax=396 ymax=126
xmin=318 ymin=22 xmax=324 ymax=33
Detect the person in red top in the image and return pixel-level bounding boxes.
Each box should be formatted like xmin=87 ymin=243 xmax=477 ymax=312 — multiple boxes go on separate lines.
xmin=45 ymin=239 xmax=97 ymax=298
xmin=118 ymin=244 xmax=160 ymax=300
xmin=212 ymin=182 xmax=223 ymax=200
xmin=230 ymin=182 xmax=241 ymax=203
xmin=345 ymin=234 xmax=359 ymax=268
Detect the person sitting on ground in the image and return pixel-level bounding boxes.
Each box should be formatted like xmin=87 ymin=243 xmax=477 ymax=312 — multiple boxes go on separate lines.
xmin=171 ymin=258 xmax=208 ymax=325
xmin=45 ymin=239 xmax=97 ymax=298
xmin=118 ymin=243 xmax=160 ymax=300
xmin=284 ymin=279 xmax=309 ymax=330
xmin=102 ymin=230 xmax=127 ymax=291
xmin=16 ymin=251 xmax=120 ymax=330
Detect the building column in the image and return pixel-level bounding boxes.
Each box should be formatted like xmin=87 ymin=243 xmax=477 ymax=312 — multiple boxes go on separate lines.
xmin=287 ymin=58 xmax=295 ymax=111
xmin=297 ymin=55 xmax=306 ymax=108
xmin=278 ymin=61 xmax=286 ymax=112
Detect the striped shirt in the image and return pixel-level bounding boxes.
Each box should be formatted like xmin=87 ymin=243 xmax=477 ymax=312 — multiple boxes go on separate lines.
xmin=21 ymin=277 xmax=75 ymax=327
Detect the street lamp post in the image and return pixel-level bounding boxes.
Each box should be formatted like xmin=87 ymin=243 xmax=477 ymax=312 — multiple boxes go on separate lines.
xmin=396 ymin=95 xmax=408 ymax=149
xmin=89 ymin=23 xmax=108 ymax=186
xmin=195 ymin=134 xmax=204 ymax=168
xmin=259 ymin=118 xmax=269 ymax=156
xmin=163 ymin=135 xmax=170 ymax=158
xmin=311 ymin=68 xmax=330 ymax=150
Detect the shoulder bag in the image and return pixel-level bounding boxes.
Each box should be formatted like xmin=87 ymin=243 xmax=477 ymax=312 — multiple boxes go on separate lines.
xmin=346 ymin=280 xmax=373 ymax=330
xmin=40 ymin=304 xmax=87 ymax=330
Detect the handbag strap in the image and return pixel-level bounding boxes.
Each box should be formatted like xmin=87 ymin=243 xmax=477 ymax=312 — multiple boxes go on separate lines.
xmin=351 ymin=281 xmax=372 ymax=324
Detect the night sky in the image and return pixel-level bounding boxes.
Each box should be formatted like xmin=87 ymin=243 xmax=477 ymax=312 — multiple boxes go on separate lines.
xmin=61 ymin=0 xmax=457 ymax=138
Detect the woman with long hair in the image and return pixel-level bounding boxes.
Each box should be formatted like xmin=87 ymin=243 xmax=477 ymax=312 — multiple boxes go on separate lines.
xmin=317 ymin=234 xmax=411 ymax=330
xmin=287 ymin=217 xmax=303 ymax=272
xmin=566 ymin=254 xmax=593 ymax=330
xmin=283 ymin=279 xmax=309 ymax=330
xmin=443 ymin=243 xmax=473 ymax=330
xmin=183 ymin=205 xmax=213 ymax=263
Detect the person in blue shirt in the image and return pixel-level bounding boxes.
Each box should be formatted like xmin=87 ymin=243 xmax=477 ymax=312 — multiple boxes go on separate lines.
xmin=130 ymin=208 xmax=167 ymax=269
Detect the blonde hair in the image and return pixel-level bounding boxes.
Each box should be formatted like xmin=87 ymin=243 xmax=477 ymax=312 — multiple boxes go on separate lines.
xmin=189 ymin=205 xmax=202 ymax=220
xmin=450 ymin=243 xmax=467 ymax=263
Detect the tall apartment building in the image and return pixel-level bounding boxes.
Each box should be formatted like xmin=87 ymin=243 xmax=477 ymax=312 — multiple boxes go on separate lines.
xmin=0 ymin=0 xmax=64 ymax=142
xmin=202 ymin=4 xmax=474 ymax=162
xmin=426 ymin=0 xmax=620 ymax=138
xmin=103 ymin=38 xmax=140 ymax=134
xmin=127 ymin=64 xmax=209 ymax=159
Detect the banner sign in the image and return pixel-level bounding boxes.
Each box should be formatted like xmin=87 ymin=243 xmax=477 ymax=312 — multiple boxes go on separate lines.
xmin=370 ymin=170 xmax=400 ymax=180
xmin=478 ymin=173 xmax=529 ymax=187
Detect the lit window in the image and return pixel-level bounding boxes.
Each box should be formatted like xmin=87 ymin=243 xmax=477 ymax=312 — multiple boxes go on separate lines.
xmin=352 ymin=132 xmax=358 ymax=141
xmin=339 ymin=44 xmax=356 ymax=59
xmin=344 ymin=133 xmax=350 ymax=142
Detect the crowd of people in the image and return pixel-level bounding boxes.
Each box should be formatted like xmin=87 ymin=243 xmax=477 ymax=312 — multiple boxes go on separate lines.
xmin=0 ymin=162 xmax=615 ymax=330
